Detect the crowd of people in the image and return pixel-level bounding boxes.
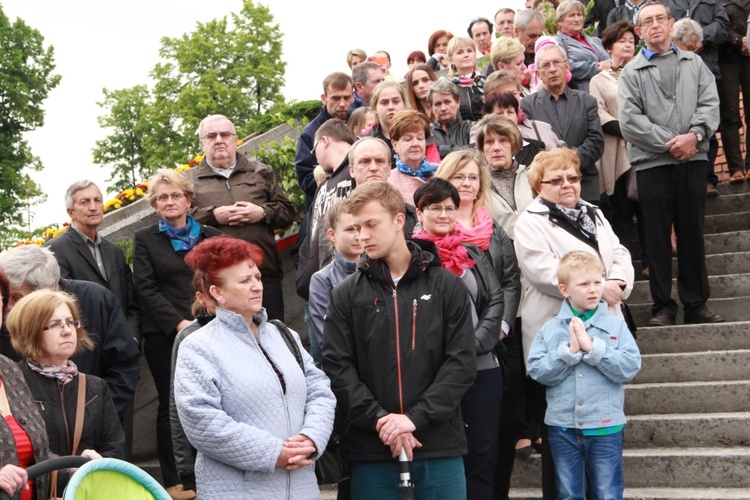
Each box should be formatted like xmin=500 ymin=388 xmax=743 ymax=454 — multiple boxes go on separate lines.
xmin=0 ymin=0 xmax=745 ymax=498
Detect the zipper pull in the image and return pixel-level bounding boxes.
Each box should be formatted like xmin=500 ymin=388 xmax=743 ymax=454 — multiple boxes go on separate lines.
xmin=393 ymin=289 xmax=397 ymax=299
xmin=226 ymin=179 xmax=231 ymax=190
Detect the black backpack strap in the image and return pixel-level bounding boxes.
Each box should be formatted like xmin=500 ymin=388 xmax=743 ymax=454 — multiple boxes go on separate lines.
xmin=269 ymin=319 xmax=305 ymax=372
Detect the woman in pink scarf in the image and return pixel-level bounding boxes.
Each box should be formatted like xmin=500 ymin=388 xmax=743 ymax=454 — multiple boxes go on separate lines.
xmin=436 ymin=150 xmax=524 ymax=497
xmin=412 ymin=177 xmax=506 ymax=499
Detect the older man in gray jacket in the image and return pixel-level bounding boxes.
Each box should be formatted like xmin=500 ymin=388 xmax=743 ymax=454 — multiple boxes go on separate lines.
xmin=618 ymin=0 xmax=724 ymax=327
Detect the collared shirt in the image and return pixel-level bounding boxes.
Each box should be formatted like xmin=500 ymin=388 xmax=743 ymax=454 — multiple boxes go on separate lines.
xmin=206 ymin=160 xmax=237 ymax=178
xmin=641 ymin=43 xmax=678 ymax=61
xmin=548 ymin=88 xmax=569 ymax=126
xmin=69 ymin=224 xmax=108 ymax=281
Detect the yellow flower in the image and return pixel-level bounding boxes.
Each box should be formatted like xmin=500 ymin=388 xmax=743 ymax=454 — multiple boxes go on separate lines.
xmin=135 ymin=188 xmax=144 ymax=196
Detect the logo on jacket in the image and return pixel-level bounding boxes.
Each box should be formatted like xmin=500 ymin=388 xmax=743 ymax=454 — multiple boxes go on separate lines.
xmin=420 ymin=294 xmax=432 ymax=301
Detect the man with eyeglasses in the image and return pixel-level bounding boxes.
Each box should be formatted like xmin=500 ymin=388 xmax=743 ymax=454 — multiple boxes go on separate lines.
xmin=45 ymin=180 xmax=141 ymax=343
xmin=521 ymin=42 xmax=604 ymax=205
xmin=618 ymin=1 xmax=725 ymax=327
xmin=183 ymin=114 xmax=296 ymax=321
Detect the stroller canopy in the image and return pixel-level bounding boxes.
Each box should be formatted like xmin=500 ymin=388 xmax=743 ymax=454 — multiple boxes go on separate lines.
xmin=63 ymin=458 xmax=171 ymax=500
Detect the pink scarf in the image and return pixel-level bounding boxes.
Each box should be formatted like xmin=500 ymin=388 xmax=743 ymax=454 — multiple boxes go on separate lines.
xmin=455 ymin=206 xmax=494 ymax=251
xmin=413 ymin=228 xmax=475 ymax=276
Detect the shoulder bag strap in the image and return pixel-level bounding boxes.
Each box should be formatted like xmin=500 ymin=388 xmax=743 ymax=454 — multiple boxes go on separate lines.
xmin=72 ymin=373 xmax=86 ymax=455
xmin=269 ymin=320 xmax=305 ymax=373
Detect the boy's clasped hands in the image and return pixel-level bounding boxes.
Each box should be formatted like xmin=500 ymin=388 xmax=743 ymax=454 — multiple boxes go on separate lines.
xmin=568 ymin=317 xmax=593 ymax=354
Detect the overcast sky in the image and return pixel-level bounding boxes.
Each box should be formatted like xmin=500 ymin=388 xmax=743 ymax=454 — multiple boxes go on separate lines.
xmin=3 ymin=0 xmax=523 ymax=230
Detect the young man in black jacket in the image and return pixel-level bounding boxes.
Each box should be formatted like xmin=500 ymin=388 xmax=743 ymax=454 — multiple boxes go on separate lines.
xmin=322 ymin=181 xmax=476 ymax=499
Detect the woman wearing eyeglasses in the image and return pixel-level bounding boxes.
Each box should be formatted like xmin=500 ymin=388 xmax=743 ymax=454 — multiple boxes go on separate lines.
xmin=7 ymin=289 xmax=125 ymax=494
xmin=513 ymin=148 xmax=634 ymax=497
xmin=133 ymin=169 xmax=220 ymax=500
xmin=412 ymin=178 xmax=504 ymax=500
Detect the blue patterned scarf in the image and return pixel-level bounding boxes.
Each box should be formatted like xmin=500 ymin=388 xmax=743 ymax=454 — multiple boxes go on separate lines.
xmin=160 ymin=215 xmax=202 ymax=253
xmin=395 ymin=157 xmax=437 ymax=180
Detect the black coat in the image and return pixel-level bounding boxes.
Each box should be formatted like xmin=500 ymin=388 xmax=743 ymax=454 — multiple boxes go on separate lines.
xmin=133 ymin=223 xmax=221 ymax=336
xmin=322 ymin=239 xmax=477 ymax=462
xmin=45 ymin=228 xmax=141 ymax=340
xmin=19 ymin=362 xmax=125 ymax=492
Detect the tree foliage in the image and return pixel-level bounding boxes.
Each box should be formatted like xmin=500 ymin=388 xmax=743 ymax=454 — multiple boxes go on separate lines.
xmin=0 ymin=6 xmax=60 ymax=227
xmin=92 ymin=86 xmax=155 ymax=194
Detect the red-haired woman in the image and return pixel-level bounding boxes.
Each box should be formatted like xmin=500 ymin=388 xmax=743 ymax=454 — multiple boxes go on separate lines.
xmin=174 ymin=236 xmax=335 ymax=499
xmin=427 ymin=29 xmax=454 ymax=71
xmin=406 ymin=64 xmax=438 ymax=122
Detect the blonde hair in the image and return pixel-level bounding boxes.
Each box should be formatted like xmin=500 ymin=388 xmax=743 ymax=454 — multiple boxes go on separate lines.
xmin=147 ymin=169 xmax=194 ymax=208
xmin=556 ymin=0 xmax=584 ymax=24
xmin=490 ymin=37 xmax=525 ymax=69
xmin=7 ymin=289 xmax=93 ymax=362
xmin=527 ymin=148 xmax=581 ymax=197
xmin=557 ymin=250 xmax=605 ymax=286
xmin=447 ymin=37 xmax=477 ymax=73
xmin=347 ymin=181 xmax=405 ymax=218
xmin=436 ymin=150 xmax=492 ymax=216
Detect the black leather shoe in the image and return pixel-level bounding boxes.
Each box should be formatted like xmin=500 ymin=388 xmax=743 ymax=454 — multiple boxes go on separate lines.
xmin=685 ymin=308 xmax=726 ymax=324
xmin=646 ymin=312 xmax=676 ymax=327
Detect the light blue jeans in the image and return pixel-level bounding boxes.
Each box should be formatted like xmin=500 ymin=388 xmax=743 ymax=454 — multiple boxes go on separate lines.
xmin=547 ymin=426 xmax=624 ymax=500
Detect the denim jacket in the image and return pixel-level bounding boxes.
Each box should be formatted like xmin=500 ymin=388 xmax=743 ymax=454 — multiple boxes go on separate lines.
xmin=527 ymin=300 xmax=642 ymax=429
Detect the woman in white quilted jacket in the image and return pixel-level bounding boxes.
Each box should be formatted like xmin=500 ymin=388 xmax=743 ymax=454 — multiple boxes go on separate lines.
xmin=174 ymin=235 xmax=336 ymax=500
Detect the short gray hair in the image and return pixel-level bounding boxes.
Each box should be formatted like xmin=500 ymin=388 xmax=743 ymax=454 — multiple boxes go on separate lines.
xmin=535 ymin=42 xmax=567 ymax=67
xmin=428 ymin=77 xmax=460 ymax=104
xmin=196 ymin=114 xmax=236 ymax=139
xmin=672 ymin=18 xmax=703 ymax=45
xmin=64 ymin=180 xmax=100 ymax=211
xmin=352 ymin=62 xmax=380 ymax=85
xmin=515 ymin=9 xmax=545 ymax=31
xmin=555 ymin=0 xmax=584 ymax=23
xmin=0 ymin=245 xmax=60 ymax=291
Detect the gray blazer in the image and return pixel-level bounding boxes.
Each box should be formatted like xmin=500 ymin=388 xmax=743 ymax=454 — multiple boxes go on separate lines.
xmin=521 ymin=87 xmax=605 ymax=202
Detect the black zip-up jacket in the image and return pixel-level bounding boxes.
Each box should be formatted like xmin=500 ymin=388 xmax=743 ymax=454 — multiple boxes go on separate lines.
xmin=322 ymin=239 xmax=477 ymax=462
xmin=19 ymin=362 xmax=125 ymax=491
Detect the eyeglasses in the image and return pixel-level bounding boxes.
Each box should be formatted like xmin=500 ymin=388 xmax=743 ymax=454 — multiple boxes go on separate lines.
xmin=201 ymin=131 xmax=236 ymax=142
xmin=540 ymin=175 xmax=581 ymax=186
xmin=537 ymin=60 xmax=568 ymax=71
xmin=450 ymin=174 xmax=480 ymax=184
xmin=312 ymin=136 xmax=325 ymax=154
xmin=639 ymin=15 xmax=669 ymax=28
xmin=44 ymin=319 xmax=81 ymax=332
xmin=423 ymin=205 xmax=458 ymax=214
xmin=156 ymin=193 xmax=185 ymax=203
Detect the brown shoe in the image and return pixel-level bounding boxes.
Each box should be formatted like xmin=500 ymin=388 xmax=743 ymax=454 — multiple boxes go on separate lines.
xmin=685 ymin=308 xmax=726 ymax=324
xmin=729 ymin=171 xmax=746 ymax=184
xmin=707 ymin=184 xmax=720 ymax=198
xmin=646 ymin=312 xmax=676 ymax=327
xmin=166 ymin=484 xmax=197 ymax=500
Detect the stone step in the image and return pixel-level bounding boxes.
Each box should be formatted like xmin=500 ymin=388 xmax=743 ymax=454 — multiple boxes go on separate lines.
xmin=634 ymin=350 xmax=750 ymax=384
xmin=704 ymin=212 xmax=750 ymax=234
xmin=717 ymin=181 xmax=750 ymax=195
xmin=706 ymin=192 xmax=750 ymax=216
xmin=629 ymin=296 xmax=748 ymax=325
xmin=509 ymin=487 xmax=750 ymax=499
xmin=625 ymin=412 xmax=750 ymax=448
xmin=635 ymin=321 xmax=750 ymax=355
xmin=625 ymin=380 xmax=750 ymax=415
xmin=634 ymin=251 xmax=750 ymax=283
xmin=510 ymin=447 xmax=750 ymax=489
xmin=629 ymin=230 xmax=750 ymax=264
xmin=629 ymin=273 xmax=750 ymax=304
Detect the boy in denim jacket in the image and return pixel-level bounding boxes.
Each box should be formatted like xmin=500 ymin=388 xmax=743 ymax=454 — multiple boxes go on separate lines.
xmin=527 ymin=251 xmax=641 ymax=499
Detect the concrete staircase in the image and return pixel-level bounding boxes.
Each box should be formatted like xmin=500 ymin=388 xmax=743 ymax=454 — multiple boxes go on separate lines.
xmin=510 ymin=182 xmax=750 ymax=499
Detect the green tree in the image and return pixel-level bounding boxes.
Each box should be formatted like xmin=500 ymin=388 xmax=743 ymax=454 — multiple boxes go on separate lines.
xmin=148 ymin=0 xmax=286 ymax=167
xmin=92 ymin=85 xmax=155 ymax=194
xmin=0 ymin=6 xmax=59 ymax=227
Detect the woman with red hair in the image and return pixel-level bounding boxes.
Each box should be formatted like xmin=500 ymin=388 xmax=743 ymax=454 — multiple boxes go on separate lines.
xmin=174 ymin=236 xmax=336 ymax=499
xmin=427 ymin=29 xmax=454 ymax=71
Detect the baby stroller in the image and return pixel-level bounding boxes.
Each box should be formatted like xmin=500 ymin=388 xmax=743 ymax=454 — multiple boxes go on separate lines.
xmin=0 ymin=456 xmax=171 ymax=500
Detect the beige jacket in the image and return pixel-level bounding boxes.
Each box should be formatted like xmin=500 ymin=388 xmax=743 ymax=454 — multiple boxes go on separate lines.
xmin=590 ymin=70 xmax=631 ymax=195
xmin=513 ymin=199 xmax=634 ymax=364
xmin=488 ymin=163 xmax=535 ymax=241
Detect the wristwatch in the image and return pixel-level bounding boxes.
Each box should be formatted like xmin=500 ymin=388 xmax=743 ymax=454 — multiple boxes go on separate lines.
xmin=691 ymin=130 xmax=703 ymax=142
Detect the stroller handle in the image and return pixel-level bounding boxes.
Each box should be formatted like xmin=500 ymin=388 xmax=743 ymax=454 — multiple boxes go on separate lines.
xmin=0 ymin=456 xmax=90 ymax=500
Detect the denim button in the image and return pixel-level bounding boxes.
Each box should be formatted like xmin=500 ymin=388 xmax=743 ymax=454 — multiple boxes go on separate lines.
xmin=578 ymin=373 xmax=583 ymax=378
